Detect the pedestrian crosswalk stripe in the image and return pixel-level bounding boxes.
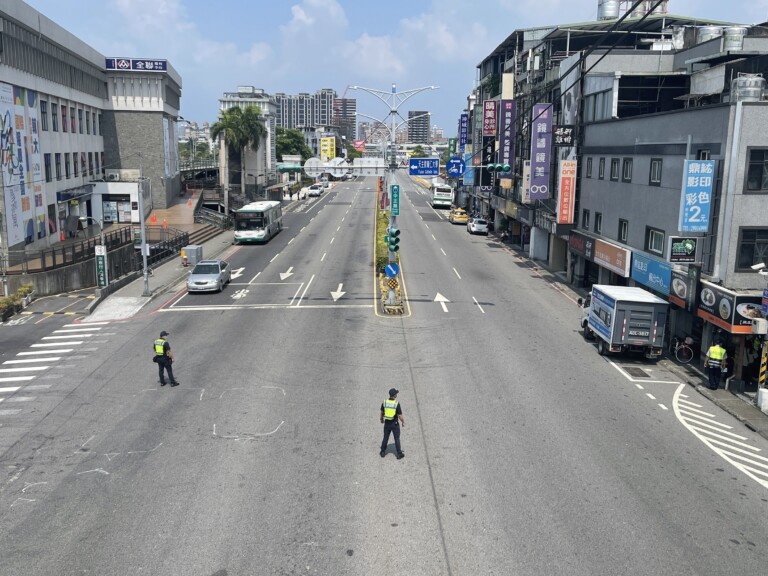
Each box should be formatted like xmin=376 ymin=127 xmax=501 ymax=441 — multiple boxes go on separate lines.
xmin=3 ymin=358 xmax=61 ymax=364
xmin=0 ymin=367 xmax=47 ymax=373
xmin=18 ymin=349 xmax=74 ymax=355
xmin=0 ymin=377 xmax=36 ymax=383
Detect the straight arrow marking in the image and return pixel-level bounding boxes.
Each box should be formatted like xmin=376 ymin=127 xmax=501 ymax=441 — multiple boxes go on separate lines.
xmin=434 ymin=293 xmax=450 ymax=313
xmin=330 ymin=284 xmax=346 ymax=301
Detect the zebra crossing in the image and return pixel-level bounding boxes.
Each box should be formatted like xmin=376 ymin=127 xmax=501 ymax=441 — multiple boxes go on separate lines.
xmin=673 ymin=387 xmax=768 ymax=489
xmin=0 ymin=322 xmax=111 ymax=416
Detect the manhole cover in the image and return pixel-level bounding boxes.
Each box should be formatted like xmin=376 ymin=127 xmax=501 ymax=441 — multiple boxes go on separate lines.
xmin=625 ymin=367 xmax=649 ymax=378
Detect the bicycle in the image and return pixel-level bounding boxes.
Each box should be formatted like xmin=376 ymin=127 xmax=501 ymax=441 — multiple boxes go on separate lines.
xmin=671 ymin=336 xmax=695 ymax=364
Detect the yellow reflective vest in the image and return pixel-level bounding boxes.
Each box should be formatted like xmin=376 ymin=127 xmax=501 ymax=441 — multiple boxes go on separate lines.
xmin=383 ymin=399 xmax=398 ymax=421
xmin=154 ymin=338 xmax=167 ymax=356
xmin=706 ymin=345 xmax=726 ymax=367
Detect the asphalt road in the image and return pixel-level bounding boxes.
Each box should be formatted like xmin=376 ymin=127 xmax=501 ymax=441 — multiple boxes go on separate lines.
xmin=0 ymin=175 xmax=766 ymax=576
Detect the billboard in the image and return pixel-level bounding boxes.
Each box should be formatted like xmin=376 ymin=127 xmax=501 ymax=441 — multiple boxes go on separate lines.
xmin=529 ymin=103 xmax=553 ymax=200
xmin=482 ymin=100 xmax=498 ymax=137
xmin=557 ymin=159 xmax=577 ymax=224
xmin=678 ymin=159 xmax=715 ymax=233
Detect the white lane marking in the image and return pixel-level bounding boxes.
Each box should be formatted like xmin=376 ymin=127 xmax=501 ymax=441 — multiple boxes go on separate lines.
xmin=646 ymin=393 xmax=656 ymax=400
xmin=4 ymin=358 xmax=61 ymax=364
xmin=0 ymin=377 xmax=36 ymax=383
xmin=54 ymin=327 xmax=102 ymax=333
xmin=32 ymin=342 xmax=83 ymax=347
xmin=673 ymin=383 xmax=768 ymax=489
xmin=18 ymin=349 xmax=73 ymax=355
xmin=5 ymin=397 xmax=35 ymax=402
xmin=42 ymin=334 xmax=93 ymax=340
xmin=635 ymin=384 xmax=644 ymax=390
xmin=441 ymin=248 xmax=446 ymax=256
xmin=248 ymin=271 xmax=262 ymax=284
xmin=472 ymin=297 xmax=485 ymax=314
xmin=330 ymin=236 xmax=335 ymax=244
xmin=658 ymin=404 xmax=668 ymax=411
xmin=0 ymin=367 xmax=47 ymax=373
xmin=294 ymin=274 xmax=316 ymax=307
xmin=431 ymin=234 xmax=436 ymax=240
xmin=270 ymin=254 xmax=279 ymax=263
xmin=336 ymin=226 xmax=341 ymax=232
xmin=77 ymin=468 xmax=110 ymax=476
xmin=608 ymin=360 xmax=680 ymax=384
xmin=321 ymin=252 xmax=327 ymax=262
xmin=0 ymin=386 xmax=22 ymax=393
xmin=453 ymin=268 xmax=461 ymax=279
xmin=68 ymin=322 xmax=109 ymax=326
xmin=434 ymin=293 xmax=450 ymax=313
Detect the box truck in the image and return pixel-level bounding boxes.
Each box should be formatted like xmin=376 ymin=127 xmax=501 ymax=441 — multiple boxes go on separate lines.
xmin=578 ymin=285 xmax=668 ymax=359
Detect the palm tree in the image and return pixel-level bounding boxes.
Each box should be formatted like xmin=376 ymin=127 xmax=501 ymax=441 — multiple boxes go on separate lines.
xmin=210 ymin=105 xmax=267 ymax=209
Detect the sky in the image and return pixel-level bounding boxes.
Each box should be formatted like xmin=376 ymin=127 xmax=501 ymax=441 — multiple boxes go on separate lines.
xmin=23 ymin=0 xmax=768 ymax=135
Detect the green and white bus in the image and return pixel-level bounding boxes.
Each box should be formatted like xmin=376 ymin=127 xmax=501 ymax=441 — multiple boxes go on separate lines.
xmin=430 ymin=183 xmax=453 ymax=209
xmin=233 ymin=201 xmax=283 ymax=244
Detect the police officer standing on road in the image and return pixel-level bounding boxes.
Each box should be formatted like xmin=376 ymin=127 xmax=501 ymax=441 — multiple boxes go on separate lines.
xmin=380 ymin=388 xmax=405 ymax=459
xmin=704 ymin=340 xmax=727 ymax=390
xmin=153 ymin=330 xmax=179 ymax=387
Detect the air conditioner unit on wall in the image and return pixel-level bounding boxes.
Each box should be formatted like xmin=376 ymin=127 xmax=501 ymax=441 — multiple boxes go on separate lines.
xmin=107 ymin=173 xmax=120 ymax=182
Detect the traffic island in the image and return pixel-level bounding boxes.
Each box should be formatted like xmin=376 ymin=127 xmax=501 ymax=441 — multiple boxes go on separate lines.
xmin=379 ymin=273 xmax=404 ymax=315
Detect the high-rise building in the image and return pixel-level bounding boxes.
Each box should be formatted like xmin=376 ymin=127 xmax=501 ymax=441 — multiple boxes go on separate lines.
xmin=333 ymin=97 xmax=357 ymax=144
xmin=408 ymin=111 xmax=430 ymax=144
xmin=274 ymin=89 xmax=337 ymax=130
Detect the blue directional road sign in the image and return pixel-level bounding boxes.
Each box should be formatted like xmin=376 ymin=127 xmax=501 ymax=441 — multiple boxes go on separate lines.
xmin=385 ymin=263 xmax=400 ymax=277
xmin=446 ymin=156 xmax=466 ymax=178
xmin=409 ymin=157 xmax=439 ymax=176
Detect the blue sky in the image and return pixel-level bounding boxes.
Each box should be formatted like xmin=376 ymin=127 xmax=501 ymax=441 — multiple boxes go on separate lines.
xmin=23 ymin=0 xmax=768 ymax=134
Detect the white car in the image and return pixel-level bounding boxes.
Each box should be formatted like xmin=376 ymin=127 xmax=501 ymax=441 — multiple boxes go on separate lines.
xmin=467 ymin=218 xmax=489 ymax=235
xmin=307 ymin=184 xmax=323 ymax=197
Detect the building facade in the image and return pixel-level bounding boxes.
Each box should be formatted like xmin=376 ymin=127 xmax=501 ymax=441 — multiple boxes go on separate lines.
xmin=408 ymin=111 xmax=430 ymax=144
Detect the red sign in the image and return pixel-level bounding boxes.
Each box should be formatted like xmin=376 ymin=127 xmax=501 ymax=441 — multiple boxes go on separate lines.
xmin=353 ymin=139 xmax=366 ymax=152
xmin=557 ymin=160 xmax=577 ymax=224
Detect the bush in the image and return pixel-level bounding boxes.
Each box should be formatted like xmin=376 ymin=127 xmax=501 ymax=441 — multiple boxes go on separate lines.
xmin=17 ymin=284 xmax=34 ymax=297
xmin=375 ymin=206 xmax=399 ymax=273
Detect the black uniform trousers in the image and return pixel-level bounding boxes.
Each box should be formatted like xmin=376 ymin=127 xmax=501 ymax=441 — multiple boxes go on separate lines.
xmin=157 ymin=356 xmax=176 ymax=384
xmin=707 ymin=365 xmax=721 ymax=389
xmin=381 ymin=419 xmax=402 ymax=454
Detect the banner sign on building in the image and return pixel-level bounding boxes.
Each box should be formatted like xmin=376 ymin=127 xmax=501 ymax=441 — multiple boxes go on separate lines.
xmin=498 ymin=100 xmax=516 ymax=176
xmin=678 ymin=159 xmax=715 ymax=233
xmin=557 ymin=159 xmax=577 ymax=224
xmin=631 ymin=253 xmax=672 ymax=296
xmin=459 ymin=113 xmax=468 ymax=152
xmin=668 ymin=236 xmax=699 ymax=264
xmin=448 ymin=138 xmax=457 ymax=157
xmin=462 ymin=151 xmax=475 ymax=187
xmin=521 ymin=160 xmax=532 ymax=204
xmin=553 ymin=125 xmax=575 ymax=147
xmin=669 ymin=268 xmax=697 ymax=311
xmin=529 ymin=103 xmax=553 ymax=200
xmin=698 ymin=280 xmax=767 ymax=333
xmin=105 ymin=58 xmax=167 ymax=72
xmin=480 ymin=136 xmax=495 ymax=187
xmin=482 ymin=100 xmax=498 ymax=137
xmin=319 ymin=137 xmax=336 ymax=161
xmin=593 ymin=239 xmax=631 ymax=277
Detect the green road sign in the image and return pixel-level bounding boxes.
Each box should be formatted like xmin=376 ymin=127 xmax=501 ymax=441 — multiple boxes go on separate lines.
xmin=391 ymin=184 xmax=400 ymax=216
xmin=95 ymin=245 xmax=109 ymax=288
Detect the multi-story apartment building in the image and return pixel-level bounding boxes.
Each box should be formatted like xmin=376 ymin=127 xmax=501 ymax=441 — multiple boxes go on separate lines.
xmin=333 ymin=97 xmax=357 ymax=146
xmin=0 ymin=0 xmax=181 ymax=258
xmin=470 ymin=1 xmax=768 ymax=391
xmin=408 ymin=111 xmax=431 ymax=144
xmin=218 ymin=86 xmax=277 ymax=198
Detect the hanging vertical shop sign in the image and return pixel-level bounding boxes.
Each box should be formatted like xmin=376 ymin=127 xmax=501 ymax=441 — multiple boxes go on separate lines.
xmin=557 ymin=159 xmax=577 ymax=224
xmin=480 ymin=136 xmax=495 ymax=187
xmin=521 ymin=160 xmax=532 ymax=204
xmin=498 ymin=100 xmax=516 ymax=187
xmin=678 ymin=159 xmax=715 ymax=233
xmin=529 ymin=103 xmax=553 ymax=200
xmin=459 ymin=113 xmax=468 ymax=153
xmin=482 ymin=100 xmax=498 ymax=137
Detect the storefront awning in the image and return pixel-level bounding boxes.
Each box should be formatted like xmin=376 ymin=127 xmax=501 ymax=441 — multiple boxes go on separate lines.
xmin=56 ymin=184 xmax=94 ymax=203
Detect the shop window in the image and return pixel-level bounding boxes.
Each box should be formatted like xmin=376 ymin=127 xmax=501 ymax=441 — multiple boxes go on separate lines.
xmin=610 ymin=158 xmax=620 ymax=181
xmin=586 ymin=157 xmax=593 ymax=178
xmin=618 ymin=219 xmax=628 ymax=243
xmin=55 ymin=153 xmax=61 ymax=181
xmin=594 ymin=212 xmax=602 ymax=235
xmin=746 ymin=148 xmax=768 ymax=192
xmin=697 ymin=149 xmax=711 ymax=160
xmin=622 ymin=158 xmax=632 ymax=182
xmin=51 ymin=103 xmax=59 ymax=132
xmin=645 ymin=226 xmax=665 ymax=255
xmin=582 ymin=209 xmax=590 ymax=230
xmin=40 ymin=101 xmax=48 ymax=131
xmin=44 ymin=154 xmax=52 ymax=182
xmin=598 ymin=157 xmax=605 ymax=180
xmin=736 ymin=227 xmax=768 ymax=271
xmin=649 ymin=158 xmax=662 ymax=186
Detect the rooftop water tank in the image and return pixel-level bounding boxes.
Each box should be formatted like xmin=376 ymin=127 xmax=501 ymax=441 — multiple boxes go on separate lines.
xmin=731 ymin=74 xmax=765 ymax=102
xmin=723 ymin=26 xmax=747 ymax=51
xmin=697 ymin=26 xmax=723 ymax=44
xmin=597 ymin=0 xmax=620 ymax=20
xmin=651 ymin=0 xmax=668 ymax=14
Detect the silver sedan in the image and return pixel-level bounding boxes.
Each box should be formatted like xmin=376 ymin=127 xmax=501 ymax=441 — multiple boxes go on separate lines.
xmin=186 ymin=259 xmax=232 ymax=293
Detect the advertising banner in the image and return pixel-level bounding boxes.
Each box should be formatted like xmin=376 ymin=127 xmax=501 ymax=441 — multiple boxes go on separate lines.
xmin=668 ymin=236 xmax=699 ymax=264
xmin=480 ymin=136 xmax=495 ymax=187
xmin=459 ymin=113 xmax=468 ymax=152
xmin=678 ymin=159 xmax=715 ymax=233
xmin=669 ymin=268 xmax=697 ymax=311
xmin=557 ymin=159 xmax=577 ymax=224
xmin=553 ymin=125 xmax=575 ymax=147
xmin=697 ymin=280 xmax=767 ymax=333
xmin=568 ymin=230 xmax=595 ymax=261
xmin=631 ymin=252 xmax=672 ymax=296
xmin=319 ymin=137 xmax=335 ymax=161
xmin=594 ymin=239 xmax=631 ymax=277
xmin=462 ymin=151 xmax=474 ymax=187
xmin=448 ymin=138 xmax=457 ymax=157
xmin=482 ymin=100 xmax=498 ymax=137
xmin=498 ymin=100 xmax=516 ymax=173
xmin=529 ymin=103 xmax=553 ymax=200
xmin=521 ymin=160 xmax=531 ymax=204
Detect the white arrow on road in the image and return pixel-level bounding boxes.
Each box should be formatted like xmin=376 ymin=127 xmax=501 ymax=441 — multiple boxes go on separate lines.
xmin=279 ymin=267 xmax=294 ymax=281
xmin=434 ymin=293 xmax=450 ymax=312
xmin=231 ymin=289 xmax=249 ymax=300
xmin=330 ymin=284 xmax=346 ymax=301
xmin=231 ymin=267 xmax=245 ymax=279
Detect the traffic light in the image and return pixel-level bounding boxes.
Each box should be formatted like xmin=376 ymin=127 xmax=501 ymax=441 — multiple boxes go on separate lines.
xmin=387 ymin=227 xmax=400 ymax=252
xmin=487 ymin=163 xmax=511 ymax=174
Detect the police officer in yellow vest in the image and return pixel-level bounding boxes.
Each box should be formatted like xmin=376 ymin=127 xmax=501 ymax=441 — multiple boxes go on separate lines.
xmin=704 ymin=340 xmax=727 ymax=390
xmin=380 ymin=388 xmax=405 ymax=459
xmin=153 ymin=330 xmax=179 ymax=387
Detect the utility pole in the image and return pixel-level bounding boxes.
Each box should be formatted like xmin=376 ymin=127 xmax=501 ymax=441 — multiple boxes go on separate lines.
xmin=350 ymin=83 xmax=438 ymax=307
xmin=138 ymin=154 xmax=151 ymax=297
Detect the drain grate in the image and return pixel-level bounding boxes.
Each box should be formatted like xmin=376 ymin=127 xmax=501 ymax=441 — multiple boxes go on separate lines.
xmin=624 ymin=367 xmax=649 ymax=378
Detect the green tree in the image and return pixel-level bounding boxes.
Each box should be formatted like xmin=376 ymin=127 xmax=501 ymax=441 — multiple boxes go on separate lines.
xmin=410 ymin=145 xmax=427 ymax=158
xmin=210 ymin=105 xmax=266 ymax=190
xmin=345 ymin=145 xmax=362 ymax=160
xmin=276 ymin=127 xmax=313 ymax=161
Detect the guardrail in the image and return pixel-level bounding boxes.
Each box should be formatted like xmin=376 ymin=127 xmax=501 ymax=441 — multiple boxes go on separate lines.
xmin=195 ymin=207 xmax=232 ymax=229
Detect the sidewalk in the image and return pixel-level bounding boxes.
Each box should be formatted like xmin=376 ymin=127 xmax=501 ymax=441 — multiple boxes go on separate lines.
xmin=493 ymin=232 xmax=768 ymax=441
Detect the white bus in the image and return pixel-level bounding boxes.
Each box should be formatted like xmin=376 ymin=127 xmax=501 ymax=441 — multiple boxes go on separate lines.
xmin=431 ymin=183 xmax=453 ymax=208
xmin=233 ymin=201 xmax=283 ymax=244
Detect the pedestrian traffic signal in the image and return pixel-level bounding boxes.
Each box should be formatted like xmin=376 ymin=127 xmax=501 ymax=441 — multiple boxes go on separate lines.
xmin=387 ymin=227 xmax=400 ymax=252
xmin=487 ymin=163 xmax=511 ymax=174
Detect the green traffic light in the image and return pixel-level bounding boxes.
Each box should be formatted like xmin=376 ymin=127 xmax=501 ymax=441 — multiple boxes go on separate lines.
xmin=502 ymin=164 xmax=511 ymax=173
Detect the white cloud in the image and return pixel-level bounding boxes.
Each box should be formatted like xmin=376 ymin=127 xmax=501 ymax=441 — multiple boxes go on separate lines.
xmin=341 ymin=34 xmax=405 ymax=79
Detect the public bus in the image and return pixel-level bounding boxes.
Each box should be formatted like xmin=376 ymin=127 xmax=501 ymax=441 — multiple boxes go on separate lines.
xmin=430 ymin=183 xmax=454 ymax=209
xmin=233 ymin=201 xmax=283 ymax=244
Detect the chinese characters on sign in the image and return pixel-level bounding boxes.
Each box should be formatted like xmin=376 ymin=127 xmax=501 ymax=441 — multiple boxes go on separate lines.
xmin=631 ymin=253 xmax=671 ymax=296
xmin=557 ymin=160 xmax=577 ymax=224
xmin=482 ymin=100 xmax=498 ymax=137
xmin=678 ymin=159 xmax=715 ymax=233
xmin=459 ymin=113 xmax=468 ymax=153
xmin=105 ymin=58 xmax=168 ymax=72
xmin=529 ymin=103 xmax=553 ymax=200
xmin=553 ymin=125 xmax=575 ymax=147
xmin=498 ymin=100 xmax=516 ymax=175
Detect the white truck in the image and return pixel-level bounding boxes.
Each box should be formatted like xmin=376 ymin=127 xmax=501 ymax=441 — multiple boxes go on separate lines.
xmin=578 ymin=285 xmax=668 ymax=359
